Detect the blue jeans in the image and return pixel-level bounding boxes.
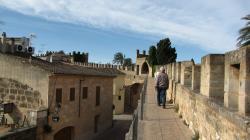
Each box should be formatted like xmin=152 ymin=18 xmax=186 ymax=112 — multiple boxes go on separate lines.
xmin=158 ymin=87 xmax=166 ymax=106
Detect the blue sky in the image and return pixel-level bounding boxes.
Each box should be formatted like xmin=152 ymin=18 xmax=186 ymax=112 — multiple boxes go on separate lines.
xmin=0 ymin=0 xmax=249 ymax=63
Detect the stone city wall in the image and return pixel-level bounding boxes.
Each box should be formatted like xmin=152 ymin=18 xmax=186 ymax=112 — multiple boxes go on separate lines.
xmin=161 ymin=46 xmax=250 ymax=140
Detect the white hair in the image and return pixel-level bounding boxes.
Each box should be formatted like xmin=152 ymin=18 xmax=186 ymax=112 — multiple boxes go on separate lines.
xmin=160 ymin=66 xmax=165 ymax=72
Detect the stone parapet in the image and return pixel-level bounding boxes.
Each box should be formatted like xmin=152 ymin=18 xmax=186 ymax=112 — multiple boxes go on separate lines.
xmin=224 ymin=46 xmax=250 ymax=115
xmin=192 ymin=64 xmax=201 ymax=91
xmin=200 ymin=54 xmax=225 ymax=101
xmin=175 ymin=82 xmax=250 ymax=140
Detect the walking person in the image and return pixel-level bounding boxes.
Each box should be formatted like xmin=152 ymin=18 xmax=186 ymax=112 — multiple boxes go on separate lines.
xmin=155 ymin=67 xmax=169 ymax=108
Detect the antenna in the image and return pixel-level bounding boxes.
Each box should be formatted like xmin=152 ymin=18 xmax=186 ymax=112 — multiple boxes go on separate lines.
xmin=29 ymin=33 xmax=36 ymax=47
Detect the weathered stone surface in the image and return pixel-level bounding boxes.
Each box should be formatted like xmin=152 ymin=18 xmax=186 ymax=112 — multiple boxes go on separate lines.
xmin=18 ymin=89 xmax=24 ymax=95
xmin=19 ymin=103 xmax=27 ymax=108
xmin=9 ymin=95 xmax=15 ymax=100
xmin=26 ymin=97 xmax=33 ymax=103
xmin=25 ymin=91 xmax=32 ymax=96
xmin=21 ymin=96 xmax=26 ymax=101
xmin=10 ymin=89 xmax=17 ymax=94
xmin=174 ymin=81 xmax=249 ymax=140
xmin=33 ymin=91 xmax=40 ymax=97
xmin=0 ymin=88 xmax=4 ymax=93
xmin=5 ymin=88 xmax=9 ymax=94
xmin=16 ymin=95 xmax=21 ymax=101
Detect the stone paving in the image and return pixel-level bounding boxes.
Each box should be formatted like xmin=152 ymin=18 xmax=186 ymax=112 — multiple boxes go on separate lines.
xmin=139 ymin=78 xmax=193 ymax=140
xmin=93 ymin=114 xmax=132 ymax=140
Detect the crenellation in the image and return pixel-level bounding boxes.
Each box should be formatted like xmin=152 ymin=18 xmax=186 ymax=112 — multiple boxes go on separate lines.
xmin=180 ymin=61 xmax=193 ymax=87
xmin=200 ymin=54 xmax=225 ymax=101
xmin=191 ymin=64 xmax=201 ymax=91
xmin=175 ymin=62 xmax=181 ymax=83
xmin=224 ymin=46 xmax=250 ymax=115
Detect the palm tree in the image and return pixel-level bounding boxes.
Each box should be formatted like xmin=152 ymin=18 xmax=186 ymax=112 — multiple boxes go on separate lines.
xmin=237 ymin=15 xmax=250 ymax=47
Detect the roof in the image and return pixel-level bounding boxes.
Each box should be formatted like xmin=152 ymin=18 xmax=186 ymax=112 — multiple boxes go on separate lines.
xmin=1 ymin=53 xmax=117 ymax=77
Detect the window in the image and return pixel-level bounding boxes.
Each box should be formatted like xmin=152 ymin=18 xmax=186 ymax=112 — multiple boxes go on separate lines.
xmin=70 ymin=88 xmax=75 ymax=101
xmin=56 ymin=88 xmax=62 ymax=103
xmin=82 ymin=87 xmax=88 ymax=99
xmin=96 ymin=86 xmax=100 ymax=106
xmin=118 ymin=96 xmax=121 ymax=100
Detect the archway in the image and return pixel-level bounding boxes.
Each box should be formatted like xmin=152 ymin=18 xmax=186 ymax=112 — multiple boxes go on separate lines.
xmin=54 ymin=126 xmax=74 ymax=140
xmin=141 ymin=62 xmax=149 ymax=74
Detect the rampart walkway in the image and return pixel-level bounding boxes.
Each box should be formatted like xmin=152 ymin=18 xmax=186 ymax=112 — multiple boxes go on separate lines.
xmin=138 ymin=78 xmax=193 ymax=140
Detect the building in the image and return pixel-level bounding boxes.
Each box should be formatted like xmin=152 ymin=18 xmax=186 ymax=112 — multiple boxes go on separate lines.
xmin=135 ymin=50 xmax=152 ymax=77
xmin=0 ymin=52 xmax=116 ymax=140
xmin=0 ymin=32 xmax=34 ymax=55
xmin=112 ymin=71 xmax=126 ymax=115
xmin=38 ymin=51 xmax=89 ymax=64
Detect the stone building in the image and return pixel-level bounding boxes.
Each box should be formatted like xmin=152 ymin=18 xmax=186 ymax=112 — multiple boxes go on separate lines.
xmin=135 ymin=50 xmax=152 ymax=77
xmin=0 ymin=53 xmax=116 ymax=140
xmin=112 ymin=72 xmax=126 ymax=115
xmin=0 ymin=32 xmax=34 ymax=55
xmin=38 ymin=51 xmax=88 ymax=64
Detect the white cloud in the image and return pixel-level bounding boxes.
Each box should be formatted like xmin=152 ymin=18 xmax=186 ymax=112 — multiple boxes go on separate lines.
xmin=0 ymin=0 xmax=249 ymax=52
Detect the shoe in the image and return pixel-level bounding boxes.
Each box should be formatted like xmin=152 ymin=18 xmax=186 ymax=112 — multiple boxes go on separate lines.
xmin=162 ymin=105 xmax=166 ymax=109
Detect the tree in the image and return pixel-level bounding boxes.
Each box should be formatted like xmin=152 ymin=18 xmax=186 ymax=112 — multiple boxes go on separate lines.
xmin=113 ymin=52 xmax=124 ymax=65
xmin=156 ymin=38 xmax=177 ymax=65
xmin=147 ymin=45 xmax=157 ymax=66
xmin=237 ymin=15 xmax=250 ymax=47
xmin=123 ymin=58 xmax=132 ymax=67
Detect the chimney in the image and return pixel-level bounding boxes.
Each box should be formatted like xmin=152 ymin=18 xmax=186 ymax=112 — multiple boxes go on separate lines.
xmin=1 ymin=32 xmax=6 ymax=52
xmin=10 ymin=38 xmax=15 ymax=53
xmin=85 ymin=53 xmax=89 ymax=63
xmin=136 ymin=49 xmax=139 ymax=57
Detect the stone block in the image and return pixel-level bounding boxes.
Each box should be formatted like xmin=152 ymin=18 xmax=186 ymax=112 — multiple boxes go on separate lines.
xmin=200 ymin=54 xmax=225 ymax=100
xmin=25 ymin=91 xmax=32 ymax=96
xmin=9 ymin=95 xmax=15 ymax=100
xmin=5 ymin=88 xmax=9 ymax=94
xmin=16 ymin=95 xmax=21 ymax=101
xmin=192 ymin=65 xmax=201 ymax=91
xmin=20 ymin=103 xmax=27 ymax=108
xmin=18 ymin=89 xmax=24 ymax=95
xmin=27 ymin=97 xmax=33 ymax=103
xmin=21 ymin=84 xmax=28 ymax=90
xmin=21 ymin=96 xmax=26 ymax=101
xmin=10 ymin=89 xmax=17 ymax=94
xmin=34 ymin=91 xmax=40 ymax=97
xmin=0 ymin=88 xmax=4 ymax=93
